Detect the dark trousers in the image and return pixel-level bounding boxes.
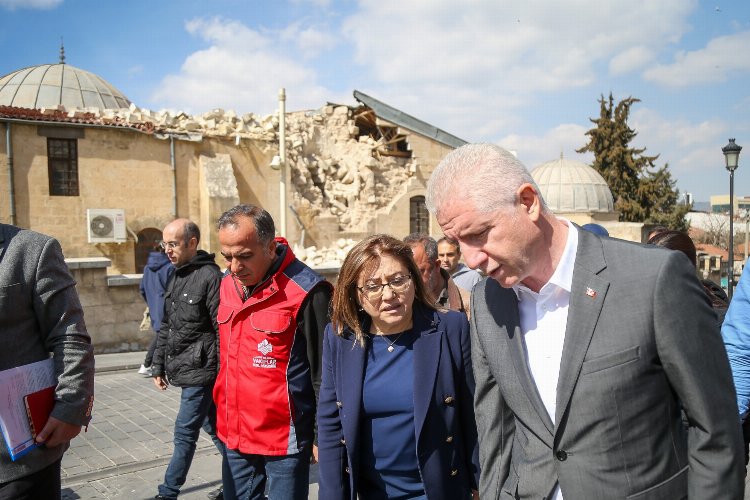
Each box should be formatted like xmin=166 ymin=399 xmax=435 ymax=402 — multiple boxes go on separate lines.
xmin=222 ymin=449 xmax=309 ymax=500
xmin=743 ymin=417 xmax=750 ymax=468
xmin=0 ymin=458 xmax=61 ymax=500
xmin=158 ymin=384 xmax=225 ymax=499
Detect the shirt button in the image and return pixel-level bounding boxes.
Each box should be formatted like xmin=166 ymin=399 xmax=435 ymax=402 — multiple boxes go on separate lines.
xmin=344 ymin=467 xmax=350 ymax=474
xmin=556 ymin=450 xmax=568 ymax=461
xmin=340 ymin=438 xmax=346 ymax=445
xmin=450 ymin=469 xmax=458 ymax=476
xmin=445 ymin=436 xmax=453 ymax=443
xmin=336 ymin=401 xmax=343 ymax=408
xmin=444 ymin=396 xmax=454 ymax=405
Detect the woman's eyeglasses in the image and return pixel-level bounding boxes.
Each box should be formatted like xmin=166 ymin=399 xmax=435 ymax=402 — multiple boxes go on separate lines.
xmin=358 ymin=275 xmax=412 ymax=301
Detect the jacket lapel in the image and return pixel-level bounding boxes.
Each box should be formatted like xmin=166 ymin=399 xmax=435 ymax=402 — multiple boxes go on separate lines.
xmin=0 ymin=226 xmax=6 ymax=262
xmin=555 ymin=228 xmax=609 ymax=430
xmin=339 ymin=331 xmax=366 ymax=457
xmin=412 ymin=308 xmax=442 ymax=441
xmin=501 ymin=289 xmax=555 ymax=439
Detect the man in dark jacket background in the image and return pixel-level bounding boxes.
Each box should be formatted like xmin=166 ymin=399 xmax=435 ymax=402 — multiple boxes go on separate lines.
xmin=152 ymin=219 xmax=224 ymax=500
xmin=139 ymin=246 xmax=174 ymax=376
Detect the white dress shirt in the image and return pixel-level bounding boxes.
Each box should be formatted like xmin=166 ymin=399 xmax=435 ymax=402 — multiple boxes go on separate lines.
xmin=512 ymin=220 xmax=578 ymax=500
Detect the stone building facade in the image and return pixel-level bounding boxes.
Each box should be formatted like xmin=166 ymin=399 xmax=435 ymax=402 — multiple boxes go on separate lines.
xmin=0 ymin=62 xmax=464 ymax=352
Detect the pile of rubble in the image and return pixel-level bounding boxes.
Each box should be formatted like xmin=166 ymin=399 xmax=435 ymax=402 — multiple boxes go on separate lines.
xmin=34 ymin=101 xmax=418 ymax=236
xmin=293 ymin=238 xmax=358 ymax=268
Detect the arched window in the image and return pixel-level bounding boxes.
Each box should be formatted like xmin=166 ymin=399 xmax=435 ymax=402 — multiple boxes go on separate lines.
xmin=135 ymin=228 xmax=163 ymax=273
xmin=409 ymin=196 xmax=429 ymax=234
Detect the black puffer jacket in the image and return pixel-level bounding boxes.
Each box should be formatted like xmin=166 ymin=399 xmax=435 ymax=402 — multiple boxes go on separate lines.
xmin=152 ymin=250 xmax=222 ymax=387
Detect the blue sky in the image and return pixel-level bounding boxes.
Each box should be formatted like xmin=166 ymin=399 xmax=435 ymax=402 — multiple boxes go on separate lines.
xmin=1 ymin=0 xmax=749 ymax=202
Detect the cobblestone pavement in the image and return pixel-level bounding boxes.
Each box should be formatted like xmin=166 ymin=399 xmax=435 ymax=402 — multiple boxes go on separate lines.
xmin=50 ymin=352 xmax=750 ymax=499
xmin=60 ymin=368 xmax=223 ymax=499
xmin=59 ymin=354 xmax=319 ymax=499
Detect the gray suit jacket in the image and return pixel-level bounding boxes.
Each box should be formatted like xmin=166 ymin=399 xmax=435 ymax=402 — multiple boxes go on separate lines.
xmin=471 ymin=227 xmax=744 ymax=499
xmin=0 ymin=224 xmax=95 ymax=482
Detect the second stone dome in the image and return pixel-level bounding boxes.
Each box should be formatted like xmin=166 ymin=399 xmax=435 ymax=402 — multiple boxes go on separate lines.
xmin=531 ymin=156 xmax=614 ymax=214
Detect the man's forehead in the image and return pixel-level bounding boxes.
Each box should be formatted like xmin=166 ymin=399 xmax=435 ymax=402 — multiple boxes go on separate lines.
xmin=438 ymin=241 xmax=458 ymax=253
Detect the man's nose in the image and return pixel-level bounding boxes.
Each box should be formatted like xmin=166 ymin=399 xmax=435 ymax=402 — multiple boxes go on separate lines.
xmin=462 ymin=247 xmax=486 ymax=270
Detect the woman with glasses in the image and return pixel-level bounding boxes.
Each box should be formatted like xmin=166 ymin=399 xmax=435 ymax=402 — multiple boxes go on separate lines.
xmin=317 ymin=234 xmax=479 ymax=500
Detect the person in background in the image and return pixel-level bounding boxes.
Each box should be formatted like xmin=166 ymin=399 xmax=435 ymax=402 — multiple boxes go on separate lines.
xmin=581 ymin=223 xmax=609 ymax=237
xmin=722 ymin=262 xmax=750 ymax=466
xmin=436 ymin=237 xmax=482 ymax=291
xmin=215 ymin=205 xmax=332 ymax=500
xmin=648 ymin=230 xmax=728 ymax=325
xmin=426 ymin=142 xmax=743 ymax=499
xmin=152 ymin=219 xmax=224 ymax=500
xmin=139 ymin=245 xmax=175 ymax=377
xmin=404 ymin=233 xmax=469 ymax=315
xmin=317 ymin=234 xmax=479 ymax=500
xmin=647 ymin=225 xmax=669 ymax=241
xmin=0 ymin=223 xmax=95 ymax=499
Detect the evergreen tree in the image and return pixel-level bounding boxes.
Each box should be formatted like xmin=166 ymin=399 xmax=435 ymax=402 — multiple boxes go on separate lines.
xmin=577 ymin=93 xmax=689 ymax=231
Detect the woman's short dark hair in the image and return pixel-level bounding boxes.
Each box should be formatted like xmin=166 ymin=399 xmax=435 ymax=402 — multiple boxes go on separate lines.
xmin=332 ymin=234 xmax=435 ymax=346
xmin=648 ymin=230 xmax=696 ymax=265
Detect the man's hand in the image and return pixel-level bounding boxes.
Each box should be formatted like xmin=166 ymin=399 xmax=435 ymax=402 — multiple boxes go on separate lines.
xmin=35 ymin=416 xmax=82 ymax=447
xmin=311 ymin=444 xmax=319 ymax=464
xmin=153 ymin=376 xmax=168 ymax=390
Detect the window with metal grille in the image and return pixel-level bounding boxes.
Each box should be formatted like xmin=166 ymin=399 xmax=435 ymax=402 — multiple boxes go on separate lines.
xmin=47 ymin=138 xmax=79 ymax=196
xmin=409 ymin=195 xmax=429 ymax=234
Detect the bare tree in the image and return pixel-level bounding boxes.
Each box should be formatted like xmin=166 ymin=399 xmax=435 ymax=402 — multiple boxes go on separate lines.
xmin=695 ymin=214 xmax=730 ymax=249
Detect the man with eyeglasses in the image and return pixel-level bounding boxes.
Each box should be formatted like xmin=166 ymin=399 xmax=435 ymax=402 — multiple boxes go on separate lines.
xmin=152 ymin=219 xmax=225 ymax=500
xmin=404 ymin=233 xmax=470 ymax=316
xmin=214 ymin=204 xmax=332 ymax=500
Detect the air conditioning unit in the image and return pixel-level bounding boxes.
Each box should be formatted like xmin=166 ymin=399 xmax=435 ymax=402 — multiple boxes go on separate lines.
xmin=86 ymin=209 xmax=127 ymax=243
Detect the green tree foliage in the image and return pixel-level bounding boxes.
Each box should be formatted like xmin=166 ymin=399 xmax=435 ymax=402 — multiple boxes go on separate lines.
xmin=577 ymin=94 xmax=689 ymax=231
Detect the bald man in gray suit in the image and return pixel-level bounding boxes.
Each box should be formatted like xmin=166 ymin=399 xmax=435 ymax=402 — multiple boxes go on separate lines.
xmin=426 ymin=144 xmax=743 ymax=499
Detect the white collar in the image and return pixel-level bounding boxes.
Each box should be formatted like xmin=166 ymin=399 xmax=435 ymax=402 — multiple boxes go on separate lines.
xmin=513 ymin=219 xmax=578 ymax=300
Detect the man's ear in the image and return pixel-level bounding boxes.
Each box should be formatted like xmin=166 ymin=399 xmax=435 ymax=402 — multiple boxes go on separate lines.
xmin=267 ymin=238 xmax=277 ymax=255
xmin=517 ymin=183 xmax=542 ymax=221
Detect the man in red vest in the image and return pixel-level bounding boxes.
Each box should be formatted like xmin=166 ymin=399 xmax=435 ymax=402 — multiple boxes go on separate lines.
xmin=214 ymin=204 xmax=332 ymax=500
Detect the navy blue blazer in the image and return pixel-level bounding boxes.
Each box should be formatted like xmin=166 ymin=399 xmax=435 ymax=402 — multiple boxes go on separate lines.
xmin=317 ymin=304 xmax=480 ymax=500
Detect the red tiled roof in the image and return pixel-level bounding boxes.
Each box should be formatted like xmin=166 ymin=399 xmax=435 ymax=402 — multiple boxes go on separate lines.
xmin=0 ymin=105 xmax=155 ymax=133
xmin=696 ymin=243 xmax=728 ymax=259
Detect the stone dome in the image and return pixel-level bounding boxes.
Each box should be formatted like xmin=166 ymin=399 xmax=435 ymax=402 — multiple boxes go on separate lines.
xmin=0 ymin=63 xmax=131 ymax=110
xmin=531 ymin=156 xmax=614 ymax=213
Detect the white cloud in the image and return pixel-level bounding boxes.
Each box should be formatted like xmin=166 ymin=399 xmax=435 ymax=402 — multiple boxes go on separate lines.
xmin=342 ymin=0 xmax=694 ymax=93
xmin=335 ymin=0 xmax=697 ymax=141
xmin=126 ymin=65 xmax=144 ymax=78
xmin=279 ymin=22 xmax=337 ymax=58
xmin=290 ymin=0 xmax=332 ymax=7
xmin=150 ymin=17 xmax=339 ymax=115
xmin=628 ymin=108 xmax=732 ymax=200
xmin=643 ymin=31 xmax=750 ymax=86
xmin=609 ymin=46 xmax=655 ymax=75
xmin=497 ymin=123 xmax=593 ymax=170
xmin=0 ymin=0 xmax=61 ymax=9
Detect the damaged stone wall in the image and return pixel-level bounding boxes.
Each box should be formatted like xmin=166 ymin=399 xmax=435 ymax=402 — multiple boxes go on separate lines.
xmin=48 ymin=101 xmax=424 ymax=266
xmin=284 ymin=105 xmax=417 ymax=233
xmin=59 ymin=102 xmax=418 ymax=236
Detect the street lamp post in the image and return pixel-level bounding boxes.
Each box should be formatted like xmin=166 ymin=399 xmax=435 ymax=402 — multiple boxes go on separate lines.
xmin=723 ymin=138 xmax=742 ymax=301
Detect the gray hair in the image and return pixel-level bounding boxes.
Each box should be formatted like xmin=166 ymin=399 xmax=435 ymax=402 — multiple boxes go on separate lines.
xmin=403 ymin=232 xmax=438 ymax=261
xmin=426 ymin=143 xmax=547 ymax=218
xmin=217 ymin=204 xmax=276 ymax=244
